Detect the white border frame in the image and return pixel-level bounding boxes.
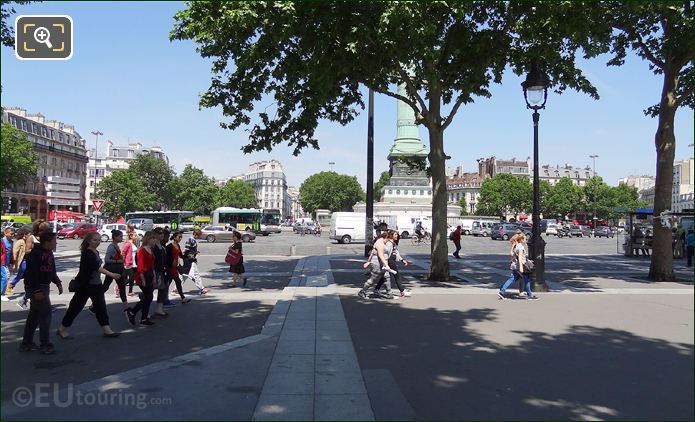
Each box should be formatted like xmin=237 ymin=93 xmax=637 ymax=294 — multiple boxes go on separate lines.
xmin=14 ymin=14 xmax=73 ymax=60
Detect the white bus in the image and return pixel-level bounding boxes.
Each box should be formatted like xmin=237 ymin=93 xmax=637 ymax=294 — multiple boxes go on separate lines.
xmin=125 ymin=211 xmax=194 ymax=231
xmin=211 ymin=207 xmax=263 ymax=232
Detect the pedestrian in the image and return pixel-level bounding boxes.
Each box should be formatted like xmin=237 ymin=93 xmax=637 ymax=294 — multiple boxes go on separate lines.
xmin=166 ymin=231 xmax=191 ymax=304
xmin=452 ymin=225 xmax=462 ymax=259
xmin=125 ymin=231 xmax=156 ymax=326
xmin=1 ymin=227 xmax=15 ymax=301
xmin=358 ymin=231 xmax=395 ymax=299
xmin=497 ymin=234 xmax=521 ymax=299
xmin=25 ymin=220 xmax=50 ymax=254
xmin=181 ymin=229 xmax=208 ymax=295
xmin=153 ymin=227 xmax=171 ymax=317
xmin=19 ymin=230 xmax=63 ymax=354
xmin=686 ymin=229 xmax=694 ymax=267
xmin=374 ymin=231 xmax=411 ymax=298
xmin=228 ymin=231 xmax=246 ymax=287
xmin=102 ymin=230 xmax=128 ymax=309
xmin=57 ymin=232 xmax=121 ymax=339
xmin=122 ymin=231 xmax=138 ymax=297
xmin=8 ymin=229 xmax=29 ymax=298
xmin=510 ymin=233 xmax=538 ymax=300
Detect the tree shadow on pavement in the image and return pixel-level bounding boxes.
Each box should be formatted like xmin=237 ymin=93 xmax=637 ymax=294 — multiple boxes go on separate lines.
xmin=340 ymin=296 xmax=694 ymax=420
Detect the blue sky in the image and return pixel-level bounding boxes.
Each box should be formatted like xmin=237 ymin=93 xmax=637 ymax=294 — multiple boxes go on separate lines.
xmin=2 ymin=1 xmax=693 ymax=189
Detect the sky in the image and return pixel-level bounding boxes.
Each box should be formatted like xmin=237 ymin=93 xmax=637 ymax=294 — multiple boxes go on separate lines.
xmin=2 ymin=1 xmax=693 ymax=189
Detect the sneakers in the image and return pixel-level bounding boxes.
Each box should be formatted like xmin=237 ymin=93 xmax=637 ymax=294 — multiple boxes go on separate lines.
xmin=182 ymin=298 xmax=192 ymax=304
xmin=127 ymin=292 xmax=137 ymax=297
xmin=124 ymin=308 xmax=136 ymax=326
xmin=140 ymin=319 xmax=155 ymax=326
xmin=199 ymin=289 xmax=209 ymax=295
xmin=16 ymin=299 xmax=28 ymax=310
xmin=527 ymin=296 xmax=540 ymax=301
xmin=357 ymin=290 xmax=367 ymax=299
xmin=403 ymin=289 xmax=412 ymax=297
xmin=0 ymin=295 xmax=9 ymax=302
xmin=497 ymin=292 xmax=506 ymax=300
xmin=378 ymin=291 xmax=395 ymax=299
xmin=39 ymin=343 xmax=56 ymax=355
xmin=19 ymin=342 xmax=38 ymax=352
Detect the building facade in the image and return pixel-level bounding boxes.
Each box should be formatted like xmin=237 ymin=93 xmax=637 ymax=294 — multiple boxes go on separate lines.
xmin=618 ymin=175 xmax=656 ymax=192
xmin=539 ymin=163 xmax=594 ymax=186
xmin=243 ymin=160 xmax=290 ymax=218
xmin=478 ymin=156 xmax=531 ymax=179
xmin=287 ymin=186 xmax=304 ymax=220
xmin=85 ymin=140 xmax=169 ymax=214
xmin=2 ymin=107 xmax=88 ymax=219
xmin=446 ymin=166 xmax=483 ymax=214
xmin=672 ymin=158 xmax=694 ymax=212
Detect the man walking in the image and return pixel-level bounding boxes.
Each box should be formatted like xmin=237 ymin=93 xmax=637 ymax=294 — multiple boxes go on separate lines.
xmin=686 ymin=229 xmax=694 ymax=267
xmin=452 ymin=225 xmax=462 ymax=259
xmin=1 ymin=227 xmax=15 ymax=301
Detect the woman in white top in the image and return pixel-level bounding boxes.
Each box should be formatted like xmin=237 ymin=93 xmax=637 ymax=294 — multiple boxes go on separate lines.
xmin=513 ymin=234 xmax=539 ymax=300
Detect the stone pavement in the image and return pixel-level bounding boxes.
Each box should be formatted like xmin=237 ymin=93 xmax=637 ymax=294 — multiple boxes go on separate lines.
xmin=1 ymin=252 xmax=693 ymax=420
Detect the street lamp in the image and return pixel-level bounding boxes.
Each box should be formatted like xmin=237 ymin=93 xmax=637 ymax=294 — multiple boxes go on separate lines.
xmin=91 ymin=130 xmax=103 ymax=224
xmin=589 ymin=154 xmax=599 ymax=223
xmin=522 ymin=60 xmax=550 ymax=292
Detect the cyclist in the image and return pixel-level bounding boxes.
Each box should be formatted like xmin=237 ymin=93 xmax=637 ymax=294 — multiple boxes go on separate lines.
xmin=414 ymin=221 xmax=424 ymax=241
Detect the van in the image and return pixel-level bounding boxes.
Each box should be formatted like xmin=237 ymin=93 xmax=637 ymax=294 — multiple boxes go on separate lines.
xmin=126 ymin=218 xmax=154 ymax=231
xmin=471 ymin=220 xmax=496 ymax=237
xmin=330 ymin=212 xmax=366 ymax=244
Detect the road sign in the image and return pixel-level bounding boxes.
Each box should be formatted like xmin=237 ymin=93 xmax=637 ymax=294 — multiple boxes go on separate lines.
xmin=47 ymin=199 xmax=81 ymax=206
xmin=92 ymin=199 xmax=105 ymax=212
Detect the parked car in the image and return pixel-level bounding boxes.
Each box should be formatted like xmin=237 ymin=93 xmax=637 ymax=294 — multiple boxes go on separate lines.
xmin=57 ymin=223 xmax=97 ymax=239
xmin=471 ymin=221 xmax=496 ymax=237
xmin=99 ymin=223 xmax=128 ymax=242
xmin=545 ymin=222 xmax=558 ymax=236
xmin=569 ymin=224 xmax=592 ymax=237
xmin=201 ymin=226 xmax=255 ymax=243
xmin=126 ymin=218 xmax=155 ymax=231
xmin=491 ymin=223 xmax=524 ymax=241
xmin=594 ymin=226 xmax=615 ymax=238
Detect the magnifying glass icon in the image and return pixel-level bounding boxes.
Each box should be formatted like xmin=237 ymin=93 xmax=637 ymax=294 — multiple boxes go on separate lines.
xmin=33 ymin=27 xmax=53 ymax=49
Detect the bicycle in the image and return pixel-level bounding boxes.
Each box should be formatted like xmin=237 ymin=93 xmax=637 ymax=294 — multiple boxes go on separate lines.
xmin=410 ymin=231 xmax=431 ymax=246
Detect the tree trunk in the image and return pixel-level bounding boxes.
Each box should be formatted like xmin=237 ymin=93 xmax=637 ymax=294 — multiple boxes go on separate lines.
xmin=648 ymin=65 xmax=679 ymax=282
xmin=427 ymin=91 xmax=450 ymax=281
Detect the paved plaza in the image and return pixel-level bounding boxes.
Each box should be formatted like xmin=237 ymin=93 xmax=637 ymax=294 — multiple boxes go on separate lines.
xmin=1 ymin=231 xmax=693 ymax=420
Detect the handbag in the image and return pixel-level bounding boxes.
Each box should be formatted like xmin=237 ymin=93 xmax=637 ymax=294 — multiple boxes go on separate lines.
xmin=68 ymin=277 xmax=81 ymax=292
xmin=523 ymin=259 xmax=535 ymax=273
xmin=225 ymin=249 xmax=241 ymax=266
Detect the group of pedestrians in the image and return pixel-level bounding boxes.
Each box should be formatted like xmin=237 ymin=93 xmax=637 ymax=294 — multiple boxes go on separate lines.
xmin=358 ymin=229 xmax=411 ymax=299
xmin=17 ymin=225 xmax=208 ymax=355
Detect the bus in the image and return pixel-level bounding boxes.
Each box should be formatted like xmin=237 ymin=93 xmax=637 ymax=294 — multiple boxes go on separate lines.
xmin=125 ymin=211 xmax=195 ymax=231
xmin=211 ymin=207 xmax=262 ymax=232
xmin=261 ymin=209 xmax=282 ymax=234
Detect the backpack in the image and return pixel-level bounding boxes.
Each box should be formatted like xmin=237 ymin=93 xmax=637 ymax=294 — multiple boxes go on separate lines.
xmin=225 ymin=249 xmax=241 ymax=266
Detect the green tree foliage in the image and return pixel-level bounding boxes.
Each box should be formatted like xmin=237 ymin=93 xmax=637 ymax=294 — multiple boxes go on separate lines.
xmin=1 ymin=2 xmax=32 ymax=48
xmin=373 ymin=171 xmax=390 ymax=201
xmin=171 ymin=1 xmax=611 ymax=280
xmin=543 ymin=177 xmax=585 ymax=220
xmin=583 ymin=177 xmax=646 ymax=220
xmin=128 ymin=154 xmax=175 ymax=210
xmin=477 ymin=174 xmax=532 ymax=218
xmin=217 ymin=179 xmax=258 ymax=209
xmin=299 ymin=172 xmax=364 ymax=215
xmin=604 ymin=2 xmax=694 ymax=281
xmin=97 ymin=169 xmax=156 ymax=218
xmin=173 ymin=164 xmax=219 ymax=215
xmin=458 ymin=196 xmax=468 ymax=216
xmin=1 ymin=123 xmax=39 ymax=188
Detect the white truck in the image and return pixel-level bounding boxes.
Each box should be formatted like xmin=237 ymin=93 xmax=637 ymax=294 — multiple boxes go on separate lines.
xmin=330 ymin=212 xmax=367 ymax=244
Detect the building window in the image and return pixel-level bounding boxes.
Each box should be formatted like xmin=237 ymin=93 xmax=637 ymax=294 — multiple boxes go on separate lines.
xmin=22 ymin=120 xmax=27 ymax=131
xmin=420 ymin=190 xmax=424 ymax=195
xmin=396 ymin=189 xmax=401 ymax=195
xmin=388 ymin=190 xmax=393 ymax=195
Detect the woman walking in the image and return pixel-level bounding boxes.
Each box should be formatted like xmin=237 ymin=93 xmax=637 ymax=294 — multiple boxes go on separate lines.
xmin=181 ymin=229 xmax=207 ymax=295
xmin=228 ymin=231 xmax=246 ymax=287
xmin=497 ymin=234 xmax=521 ymax=300
xmin=166 ymin=231 xmax=191 ymax=303
xmin=358 ymin=231 xmax=394 ymax=299
xmin=7 ymin=229 xmax=29 ymax=297
xmin=102 ymin=230 xmax=128 ymax=309
xmin=122 ymin=231 xmax=138 ymax=297
xmin=499 ymin=233 xmax=538 ymax=300
xmin=374 ymin=231 xmax=411 ymax=298
xmin=125 ymin=232 xmax=156 ymax=326
xmin=58 ymin=232 xmax=121 ymax=339
xmin=153 ymin=228 xmax=171 ymax=317
xmin=20 ymin=231 xmax=63 ymax=354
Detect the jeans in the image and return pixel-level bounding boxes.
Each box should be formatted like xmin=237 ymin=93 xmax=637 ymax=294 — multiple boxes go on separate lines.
xmin=499 ymin=271 xmax=518 ymax=294
xmin=360 ymin=263 xmax=390 ymax=294
xmin=1 ymin=265 xmax=9 ymax=295
xmin=500 ymin=271 xmax=533 ymax=297
xmin=11 ymin=260 xmax=26 ymax=287
xmin=453 ymin=241 xmax=461 ymax=257
xmin=22 ymin=286 xmax=52 ymax=346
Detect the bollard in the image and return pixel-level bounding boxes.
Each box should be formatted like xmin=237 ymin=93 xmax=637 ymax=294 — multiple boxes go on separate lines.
xmin=326 ymin=246 xmax=331 ymax=255
xmin=290 ymin=245 xmax=296 ymax=256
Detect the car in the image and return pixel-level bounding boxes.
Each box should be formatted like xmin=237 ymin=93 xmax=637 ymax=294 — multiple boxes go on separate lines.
xmin=57 ymin=223 xmax=97 ymax=239
xmin=545 ymin=223 xmax=558 ymax=236
xmin=471 ymin=221 xmax=497 ymax=237
xmin=569 ymin=224 xmax=592 ymax=237
xmin=126 ymin=218 xmax=155 ymax=231
xmin=594 ymin=226 xmax=615 ymax=238
xmin=179 ymin=222 xmax=195 ymax=232
xmin=201 ymin=225 xmax=256 ymax=243
xmin=491 ymin=223 xmax=526 ymax=241
xmin=98 ymin=223 xmax=128 ymax=242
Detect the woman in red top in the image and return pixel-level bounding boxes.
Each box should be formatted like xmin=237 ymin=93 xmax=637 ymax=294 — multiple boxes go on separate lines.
xmin=126 ymin=232 xmax=156 ymax=326
xmin=166 ymin=231 xmax=191 ymax=304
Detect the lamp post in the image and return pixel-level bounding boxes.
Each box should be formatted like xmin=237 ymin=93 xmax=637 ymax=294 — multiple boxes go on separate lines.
xmin=589 ymin=154 xmax=599 ymax=224
xmin=91 ymin=130 xmax=103 ymax=224
xmin=365 ymin=88 xmax=374 ymax=257
xmin=522 ymin=61 xmax=550 ymax=292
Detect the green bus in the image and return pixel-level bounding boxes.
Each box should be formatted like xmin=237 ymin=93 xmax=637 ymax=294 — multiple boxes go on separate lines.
xmin=125 ymin=210 xmax=195 ymax=231
xmin=211 ymin=207 xmax=262 ymax=232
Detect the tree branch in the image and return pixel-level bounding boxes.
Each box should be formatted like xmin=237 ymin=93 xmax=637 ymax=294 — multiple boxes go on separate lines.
xmin=675 ymin=86 xmax=693 ymax=107
xmin=614 ymin=24 xmax=665 ymax=69
xmin=369 ymin=86 xmax=420 ymax=112
xmin=396 ymin=67 xmax=429 ymax=114
xmin=442 ymin=95 xmax=466 ymax=130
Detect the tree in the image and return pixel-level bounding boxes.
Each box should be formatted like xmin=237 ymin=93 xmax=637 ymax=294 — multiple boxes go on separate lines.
xmin=606 ymin=2 xmax=694 ymax=281
xmin=96 ymin=169 xmax=156 ymax=218
xmin=1 ymin=123 xmax=39 ymax=188
xmin=458 ymin=196 xmax=469 ymax=216
xmin=128 ymin=154 xmax=175 ymax=210
xmin=299 ymin=172 xmax=364 ymax=215
xmin=171 ymin=1 xmax=608 ymax=280
xmin=1 ymin=2 xmax=32 ymax=48
xmin=171 ymin=165 xmax=219 ymax=215
xmin=217 ymin=179 xmax=258 ymax=209
xmin=373 ymin=171 xmax=390 ymax=201
xmin=544 ymin=178 xmax=585 ymax=220
xmin=477 ymin=173 xmax=532 ymax=218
